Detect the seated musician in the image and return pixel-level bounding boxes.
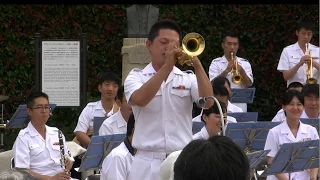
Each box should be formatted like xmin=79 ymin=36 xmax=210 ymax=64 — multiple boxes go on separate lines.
xmin=193 ymin=85 xmax=237 ymax=123
xmin=159 ymin=136 xmax=250 ymax=180
xmin=271 ymin=81 xmax=303 ymax=122
xmin=193 ymin=100 xmax=227 ymax=140
xmin=211 ymin=76 xmax=243 ymax=113
xmin=100 ymin=113 xmax=136 ymax=180
xmin=300 ymin=83 xmax=319 ymax=118
xmin=99 ymin=86 xmax=132 ymax=136
xmin=12 ymin=92 xmax=75 ymax=180
xmin=73 ymin=72 xmax=121 ymax=148
xmin=264 ymin=90 xmax=319 ymax=180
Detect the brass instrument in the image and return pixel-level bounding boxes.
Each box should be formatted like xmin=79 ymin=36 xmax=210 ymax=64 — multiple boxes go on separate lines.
xmin=231 ymin=52 xmax=243 ymax=84
xmin=177 ymin=32 xmax=205 ymax=66
xmin=305 ymin=43 xmax=317 ymax=84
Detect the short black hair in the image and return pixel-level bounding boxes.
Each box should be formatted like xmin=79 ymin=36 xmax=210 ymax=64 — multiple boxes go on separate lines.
xmin=287 ymin=82 xmax=304 ymax=90
xmin=212 ymin=76 xmax=231 ymax=88
xmin=223 ymin=30 xmax=239 ymax=43
xmin=26 ymin=92 xmax=49 ymax=108
xmin=282 ymin=90 xmax=304 ymax=106
xmin=174 ymin=135 xmax=250 ymax=180
xmin=116 ymin=85 xmax=125 ymax=102
xmin=126 ymin=113 xmax=135 ymax=137
xmin=301 ymin=84 xmax=319 ymax=98
xmin=202 ymin=100 xmax=227 ymax=123
xmin=213 ymin=85 xmax=229 ymax=97
xmin=148 ymin=19 xmax=183 ymax=44
xmin=296 ymin=18 xmax=314 ymax=32
xmin=99 ymin=72 xmax=121 ymax=87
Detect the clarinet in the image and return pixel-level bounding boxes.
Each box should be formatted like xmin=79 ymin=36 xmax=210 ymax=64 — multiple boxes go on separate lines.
xmin=58 ymin=130 xmax=66 ymax=171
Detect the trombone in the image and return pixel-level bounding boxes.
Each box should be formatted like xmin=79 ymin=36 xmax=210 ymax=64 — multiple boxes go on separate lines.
xmin=231 ymin=52 xmax=243 ymax=84
xmin=305 ymin=43 xmax=317 ymax=84
xmin=177 ymin=32 xmax=205 ymax=66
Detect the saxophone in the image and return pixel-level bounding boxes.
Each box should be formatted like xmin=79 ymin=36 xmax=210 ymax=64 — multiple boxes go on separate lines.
xmin=58 ymin=130 xmax=67 ymax=171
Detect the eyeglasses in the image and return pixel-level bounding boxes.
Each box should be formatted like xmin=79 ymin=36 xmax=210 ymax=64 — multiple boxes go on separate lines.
xmin=30 ymin=106 xmax=52 ymax=111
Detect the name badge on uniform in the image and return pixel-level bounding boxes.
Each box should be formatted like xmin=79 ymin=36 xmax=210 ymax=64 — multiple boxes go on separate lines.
xmin=172 ymin=85 xmax=190 ymax=90
xmin=30 ymin=144 xmax=40 ymax=149
xmin=291 ymin=56 xmax=299 ymax=59
xmin=53 ymin=142 xmax=60 ymax=145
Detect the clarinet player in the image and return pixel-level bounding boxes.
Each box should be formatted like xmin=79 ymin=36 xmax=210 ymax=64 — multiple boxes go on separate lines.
xmin=13 ymin=92 xmax=75 ymax=180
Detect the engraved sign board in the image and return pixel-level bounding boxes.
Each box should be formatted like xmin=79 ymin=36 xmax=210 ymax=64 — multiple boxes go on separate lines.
xmin=121 ymin=38 xmax=151 ymax=84
xmin=41 ymin=40 xmax=80 ymax=107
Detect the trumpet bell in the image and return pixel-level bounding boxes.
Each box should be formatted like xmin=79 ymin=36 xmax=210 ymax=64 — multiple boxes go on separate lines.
xmin=177 ymin=32 xmax=205 ymax=66
xmin=232 ymin=75 xmax=243 ymax=85
xmin=306 ymin=78 xmax=318 ymax=84
xmin=182 ymin=32 xmax=205 ymax=57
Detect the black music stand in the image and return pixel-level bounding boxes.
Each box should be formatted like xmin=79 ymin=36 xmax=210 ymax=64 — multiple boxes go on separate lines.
xmin=228 ymin=112 xmax=258 ymax=122
xmin=92 ymin=117 xmax=106 ymax=136
xmin=192 ymin=121 xmax=205 ymax=135
xmin=225 ymin=122 xmax=281 ymax=152
xmin=247 ymin=150 xmax=271 ymax=180
xmin=260 ymin=139 xmax=319 ymax=178
xmin=78 ymin=134 xmax=126 ymax=172
xmin=5 ymin=104 xmax=57 ymax=129
xmin=300 ymin=118 xmax=320 ymax=134
xmin=230 ymin=88 xmax=256 ymax=103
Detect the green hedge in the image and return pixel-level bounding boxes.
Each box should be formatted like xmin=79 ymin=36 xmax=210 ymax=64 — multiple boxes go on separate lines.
xmin=0 ymin=4 xmax=318 ymax=150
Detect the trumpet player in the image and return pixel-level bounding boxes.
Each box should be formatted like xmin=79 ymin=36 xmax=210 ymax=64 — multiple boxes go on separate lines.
xmin=209 ymin=31 xmax=254 ymax=112
xmin=124 ymin=19 xmax=213 ymax=180
xmin=277 ymin=18 xmax=320 ymax=87
xmin=13 ymin=92 xmax=75 ymax=180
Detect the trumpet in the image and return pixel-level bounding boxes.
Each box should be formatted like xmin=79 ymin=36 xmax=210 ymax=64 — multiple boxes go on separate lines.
xmin=305 ymin=43 xmax=317 ymax=84
xmin=177 ymin=32 xmax=205 ymax=66
xmin=231 ymin=52 xmax=243 ymax=84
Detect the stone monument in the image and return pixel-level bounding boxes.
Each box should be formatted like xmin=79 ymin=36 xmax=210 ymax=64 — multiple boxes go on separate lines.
xmin=121 ymin=5 xmax=159 ymax=84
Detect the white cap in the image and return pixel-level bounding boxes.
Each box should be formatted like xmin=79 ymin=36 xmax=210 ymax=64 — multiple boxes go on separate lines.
xmin=158 ymin=150 xmax=182 ymax=180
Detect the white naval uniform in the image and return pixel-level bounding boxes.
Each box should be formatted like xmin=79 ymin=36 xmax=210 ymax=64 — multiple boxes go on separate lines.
xmin=100 ymin=142 xmax=134 ymax=180
xmin=271 ymin=109 xmax=286 ymax=122
xmin=277 ymin=42 xmax=320 ymax=87
xmin=13 ymin=122 xmax=74 ymax=177
xmin=264 ymin=120 xmax=319 ymax=180
xmin=124 ymin=63 xmax=200 ymax=180
xmin=73 ymin=100 xmax=115 ymax=134
xmin=272 ymin=109 xmax=320 ymax=122
xmin=209 ymin=55 xmax=254 ymax=112
xmin=99 ymin=110 xmax=127 ymax=136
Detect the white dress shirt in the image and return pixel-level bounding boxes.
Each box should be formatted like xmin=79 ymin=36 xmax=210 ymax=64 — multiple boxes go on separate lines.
xmin=277 ymin=42 xmax=320 ymax=87
xmin=209 ymin=55 xmax=254 ymax=112
xmin=100 ymin=142 xmax=134 ymax=180
xmin=13 ymin=122 xmax=74 ymax=177
xmin=74 ymin=101 xmax=115 ymax=134
xmin=300 ymin=110 xmax=320 ymax=118
xmin=99 ymin=111 xmax=127 ymax=136
xmin=264 ymin=120 xmax=319 ymax=180
xmin=124 ymin=63 xmax=199 ymax=153
xmin=271 ymin=109 xmax=286 ymax=122
xmin=227 ymin=100 xmax=243 ymax=113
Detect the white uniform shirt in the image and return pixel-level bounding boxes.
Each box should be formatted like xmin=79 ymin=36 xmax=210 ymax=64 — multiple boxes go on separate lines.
xmin=300 ymin=110 xmax=320 ymax=118
xmin=192 ymin=114 xmax=237 ymax=123
xmin=277 ymin=42 xmax=320 ymax=87
xmin=125 ymin=63 xmax=199 ymax=153
xmin=74 ymin=101 xmax=115 ymax=134
xmin=271 ymin=109 xmax=286 ymax=122
xmin=264 ymin=120 xmax=319 ymax=180
xmin=99 ymin=110 xmax=127 ymax=136
xmin=100 ymin=142 xmax=134 ymax=180
xmin=13 ymin=122 xmax=74 ymax=176
xmin=208 ymin=55 xmax=254 ymax=112
xmin=227 ymin=100 xmax=243 ymax=113
xmin=193 ymin=126 xmax=210 ymax=140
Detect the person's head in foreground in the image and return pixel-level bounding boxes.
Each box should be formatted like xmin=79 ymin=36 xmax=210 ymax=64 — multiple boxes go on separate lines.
xmin=174 ymin=135 xmax=250 ymax=180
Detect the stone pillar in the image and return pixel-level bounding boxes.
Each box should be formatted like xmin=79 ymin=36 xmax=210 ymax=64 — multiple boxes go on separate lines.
xmin=121 ymin=38 xmax=151 ymax=84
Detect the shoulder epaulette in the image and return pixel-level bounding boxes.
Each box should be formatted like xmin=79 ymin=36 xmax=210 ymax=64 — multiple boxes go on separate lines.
xmin=132 ymin=68 xmax=142 ymax=72
xmin=183 ymin=70 xmax=195 ymax=74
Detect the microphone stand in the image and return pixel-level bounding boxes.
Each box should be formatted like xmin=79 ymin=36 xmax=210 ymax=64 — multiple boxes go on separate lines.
xmin=197 ymin=96 xmax=226 ymax=136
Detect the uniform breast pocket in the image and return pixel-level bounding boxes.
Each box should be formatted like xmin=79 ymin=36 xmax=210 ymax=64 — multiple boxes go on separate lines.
xmin=30 ymin=145 xmax=44 ymax=156
xmin=288 ymin=58 xmax=299 ymax=68
xmin=170 ymin=85 xmax=192 ymax=112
